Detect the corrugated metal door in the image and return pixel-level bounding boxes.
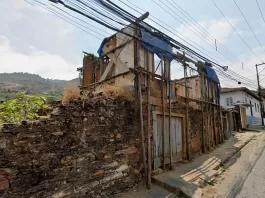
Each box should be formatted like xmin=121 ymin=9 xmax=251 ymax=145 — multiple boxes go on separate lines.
xmin=153 ymin=114 xmax=182 ymax=170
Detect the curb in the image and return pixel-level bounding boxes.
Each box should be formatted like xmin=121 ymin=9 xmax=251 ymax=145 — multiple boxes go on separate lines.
xmin=220 ymin=136 xmax=255 ymax=166
xmin=153 ymin=135 xmax=257 ymax=198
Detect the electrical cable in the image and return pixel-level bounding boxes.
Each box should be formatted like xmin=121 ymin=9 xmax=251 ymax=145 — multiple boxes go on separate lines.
xmin=118 ymin=0 xmax=258 ymax=85
xmin=256 ymin=0 xmax=265 ymax=25
xmin=212 ymin=0 xmax=264 ymax=62
xmin=233 ymin=0 xmax=265 ymax=53
xmin=36 ymin=0 xmax=259 ymax=88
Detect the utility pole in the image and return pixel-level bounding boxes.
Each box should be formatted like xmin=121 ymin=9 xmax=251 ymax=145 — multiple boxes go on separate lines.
xmin=255 ymin=62 xmax=265 ymax=126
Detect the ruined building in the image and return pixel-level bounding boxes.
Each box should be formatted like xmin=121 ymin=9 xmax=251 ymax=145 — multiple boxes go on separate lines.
xmin=79 ymin=20 xmax=226 ymax=186
xmin=0 ymin=17 xmax=229 ymax=198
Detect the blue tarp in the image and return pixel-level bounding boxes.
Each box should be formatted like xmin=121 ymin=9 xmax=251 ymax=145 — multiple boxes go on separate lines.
xmin=97 ymin=38 xmax=107 ymax=56
xmin=97 ymin=30 xmax=174 ymax=61
xmin=204 ymin=65 xmax=220 ymax=84
xmin=141 ymin=31 xmax=174 ymax=62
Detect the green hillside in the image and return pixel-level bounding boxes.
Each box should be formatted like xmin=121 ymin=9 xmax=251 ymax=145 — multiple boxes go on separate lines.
xmin=0 ymin=72 xmax=80 ymax=101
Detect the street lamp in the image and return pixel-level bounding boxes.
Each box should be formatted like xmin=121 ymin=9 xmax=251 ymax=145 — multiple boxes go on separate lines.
xmin=255 ymin=62 xmax=265 ymax=126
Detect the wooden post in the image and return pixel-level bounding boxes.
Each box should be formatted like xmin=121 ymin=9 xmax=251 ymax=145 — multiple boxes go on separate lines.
xmin=205 ymin=78 xmax=209 ymax=148
xmin=199 ymin=68 xmax=205 ymax=153
xmin=183 ymin=53 xmax=189 ymax=160
xmin=138 ymin=72 xmax=147 ymax=185
xmin=100 ymin=58 xmax=104 ymax=78
xmin=134 ymin=13 xmax=149 ymax=186
xmin=146 ymin=51 xmax=151 ymax=189
xmin=220 ymin=107 xmax=224 ymax=143
xmin=165 ymin=59 xmax=172 ymax=169
xmin=161 ymin=60 xmax=166 ymax=170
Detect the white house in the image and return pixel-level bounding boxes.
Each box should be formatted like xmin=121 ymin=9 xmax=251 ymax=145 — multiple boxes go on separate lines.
xmin=220 ymin=87 xmax=262 ymax=127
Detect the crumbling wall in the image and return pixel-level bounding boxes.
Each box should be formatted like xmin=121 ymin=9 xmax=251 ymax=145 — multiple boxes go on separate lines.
xmin=0 ymin=97 xmax=141 ymax=197
xmin=188 ymin=108 xmax=203 ymax=158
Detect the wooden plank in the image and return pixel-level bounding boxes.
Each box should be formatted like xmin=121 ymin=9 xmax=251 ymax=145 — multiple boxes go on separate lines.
xmin=167 ymin=60 xmax=172 ymax=169
xmin=199 ymin=68 xmax=205 ymax=153
xmin=100 ymin=61 xmax=114 ymax=81
xmin=183 ymin=53 xmax=189 ymax=160
xmin=146 ymin=50 xmax=152 ymax=189
xmin=138 ymin=73 xmax=147 ymax=185
xmin=161 ymin=60 xmax=166 ymax=170
xmin=153 ymin=112 xmax=159 ymax=170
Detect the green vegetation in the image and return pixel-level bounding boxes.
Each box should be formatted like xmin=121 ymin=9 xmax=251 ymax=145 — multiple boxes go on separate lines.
xmin=0 ymin=72 xmax=80 ymax=101
xmin=0 ymin=92 xmax=46 ymax=124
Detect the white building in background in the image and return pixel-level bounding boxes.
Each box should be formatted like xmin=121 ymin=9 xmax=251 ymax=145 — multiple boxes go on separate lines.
xmin=220 ymin=87 xmax=262 ymax=127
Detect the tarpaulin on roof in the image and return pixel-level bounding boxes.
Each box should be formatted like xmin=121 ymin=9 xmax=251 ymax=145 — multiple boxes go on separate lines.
xmin=97 ymin=38 xmax=108 ymax=56
xmin=141 ymin=30 xmax=174 ymax=62
xmin=204 ymin=65 xmax=220 ymax=84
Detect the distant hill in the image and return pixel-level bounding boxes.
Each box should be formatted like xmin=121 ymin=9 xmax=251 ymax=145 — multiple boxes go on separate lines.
xmin=0 ymin=72 xmax=80 ymax=101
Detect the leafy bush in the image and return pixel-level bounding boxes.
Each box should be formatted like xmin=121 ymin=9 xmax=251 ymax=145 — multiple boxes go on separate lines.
xmin=0 ymin=92 xmax=46 ymax=124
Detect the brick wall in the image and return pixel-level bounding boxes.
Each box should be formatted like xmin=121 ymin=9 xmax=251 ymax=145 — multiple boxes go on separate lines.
xmin=83 ymin=55 xmax=100 ymax=88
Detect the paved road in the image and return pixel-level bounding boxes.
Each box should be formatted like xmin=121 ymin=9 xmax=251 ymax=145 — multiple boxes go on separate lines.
xmin=236 ymin=142 xmax=265 ymax=198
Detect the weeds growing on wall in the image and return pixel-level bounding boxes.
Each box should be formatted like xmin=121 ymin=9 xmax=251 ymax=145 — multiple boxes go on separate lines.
xmin=62 ymin=87 xmax=80 ymax=105
xmin=94 ymin=84 xmax=134 ymax=101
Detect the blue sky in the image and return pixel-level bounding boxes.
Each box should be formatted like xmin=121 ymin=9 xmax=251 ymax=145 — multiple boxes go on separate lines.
xmin=0 ymin=0 xmax=265 ymax=89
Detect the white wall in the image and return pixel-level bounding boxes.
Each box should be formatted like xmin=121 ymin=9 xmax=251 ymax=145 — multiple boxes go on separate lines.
xmin=244 ymin=93 xmax=261 ymax=118
xmin=220 ymin=91 xmax=243 ymax=109
xmin=220 ymin=91 xmax=261 ymax=119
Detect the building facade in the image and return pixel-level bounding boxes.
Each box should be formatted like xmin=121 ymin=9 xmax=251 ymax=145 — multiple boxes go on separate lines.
xmin=220 ymin=87 xmax=262 ymax=126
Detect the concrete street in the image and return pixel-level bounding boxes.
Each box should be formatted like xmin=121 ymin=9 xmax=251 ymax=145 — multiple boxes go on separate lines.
xmin=236 ymin=144 xmax=265 ymax=198
xmin=202 ymin=132 xmax=265 ymax=198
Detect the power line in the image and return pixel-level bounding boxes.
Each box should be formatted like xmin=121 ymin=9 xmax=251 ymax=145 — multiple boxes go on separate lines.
xmin=96 ymin=0 xmax=229 ymax=70
xmin=212 ymin=0 xmax=263 ymax=62
xmin=37 ymin=0 xmax=258 ymax=87
xmin=121 ymin=0 xmax=258 ymax=85
xmin=29 ymin=0 xmax=104 ymax=40
xmin=157 ymin=0 xmax=259 ymax=85
xmin=152 ymin=0 xmax=233 ymax=66
xmin=256 ymin=0 xmax=265 ymax=25
xmin=163 ymin=0 xmax=240 ymax=67
xmin=233 ymin=0 xmax=265 ymax=53
xmin=167 ymin=0 xmax=243 ymax=66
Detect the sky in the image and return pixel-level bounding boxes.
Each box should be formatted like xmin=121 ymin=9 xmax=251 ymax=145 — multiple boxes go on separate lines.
xmin=1 ymin=0 xmax=265 ymax=90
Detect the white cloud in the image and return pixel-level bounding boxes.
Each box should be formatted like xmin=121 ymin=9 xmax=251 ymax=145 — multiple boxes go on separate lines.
xmin=0 ymin=36 xmax=79 ymax=80
xmin=0 ymin=0 xmax=80 ymax=64
xmin=177 ymin=18 xmax=237 ymax=46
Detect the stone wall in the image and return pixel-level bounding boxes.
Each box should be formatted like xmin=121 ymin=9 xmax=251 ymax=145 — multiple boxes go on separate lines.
xmin=189 ymin=108 xmax=203 ymax=158
xmin=188 ymin=104 xmax=223 ymax=159
xmin=0 ymin=96 xmax=141 ymax=197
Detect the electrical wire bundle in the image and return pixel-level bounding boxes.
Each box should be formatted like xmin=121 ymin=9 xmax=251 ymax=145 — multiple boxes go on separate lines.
xmin=25 ymin=0 xmax=263 ymax=89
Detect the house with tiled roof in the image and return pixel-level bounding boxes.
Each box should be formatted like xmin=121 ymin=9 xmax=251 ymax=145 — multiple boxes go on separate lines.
xmin=220 ymin=87 xmax=262 ymax=127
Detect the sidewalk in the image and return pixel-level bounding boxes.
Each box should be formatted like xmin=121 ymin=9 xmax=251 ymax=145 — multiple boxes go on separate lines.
xmin=152 ymin=131 xmax=261 ymax=198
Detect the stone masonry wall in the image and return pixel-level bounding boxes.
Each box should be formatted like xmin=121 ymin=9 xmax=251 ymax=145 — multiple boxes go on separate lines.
xmin=0 ymin=96 xmax=141 ymax=198
xmin=189 ymin=108 xmax=203 ymax=158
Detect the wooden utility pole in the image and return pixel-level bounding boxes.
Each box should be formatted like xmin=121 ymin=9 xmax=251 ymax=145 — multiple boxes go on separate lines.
xmin=256 ymin=63 xmax=265 ymax=126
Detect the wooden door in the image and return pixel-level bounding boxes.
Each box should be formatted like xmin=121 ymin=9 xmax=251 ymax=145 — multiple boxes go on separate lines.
xmin=241 ymin=107 xmax=247 ymax=128
xmin=153 ymin=114 xmax=182 ymax=170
